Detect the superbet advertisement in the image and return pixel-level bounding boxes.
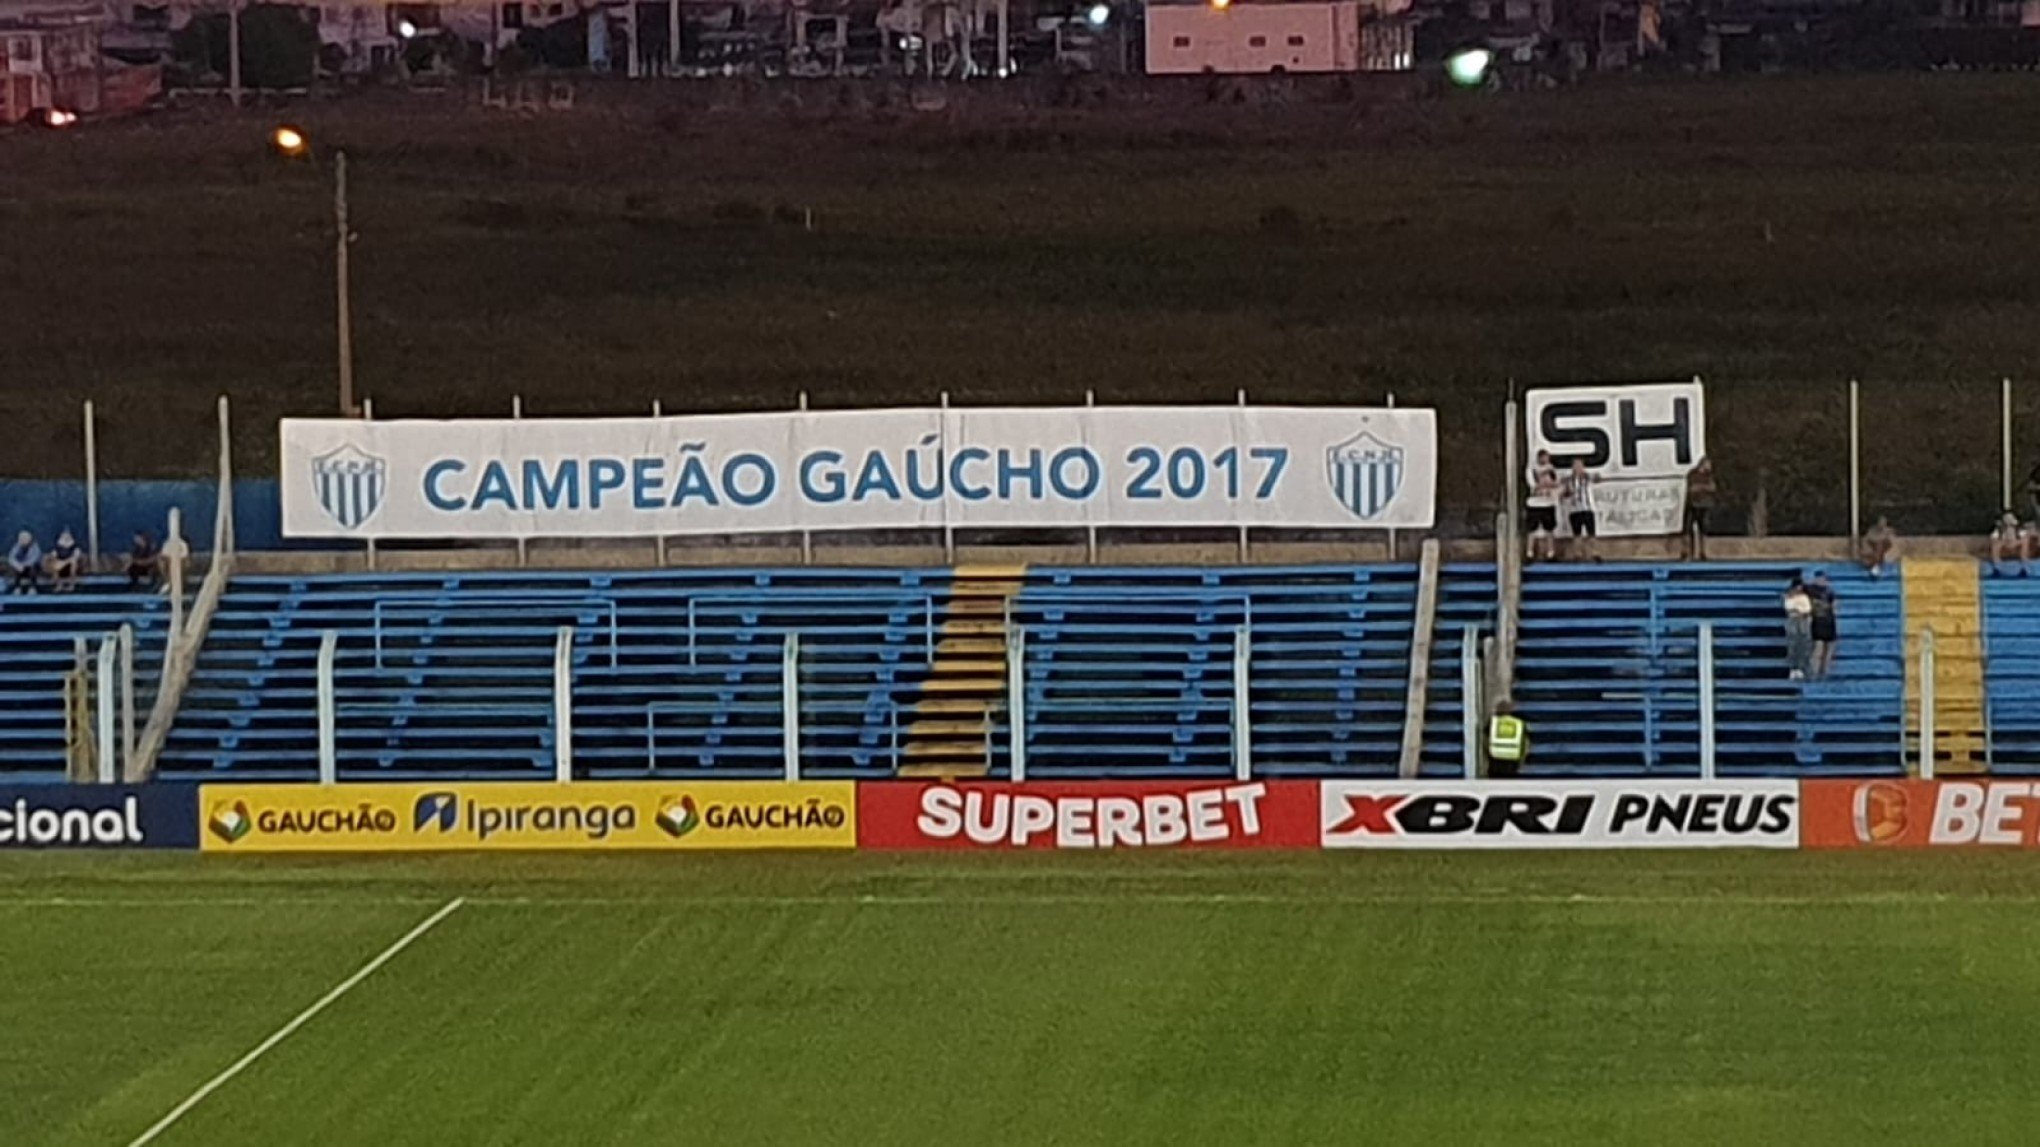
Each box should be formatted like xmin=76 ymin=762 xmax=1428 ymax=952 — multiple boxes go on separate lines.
xmin=856 ymin=781 xmax=1320 ymax=850
xmin=1802 ymin=779 xmax=2040 ymax=848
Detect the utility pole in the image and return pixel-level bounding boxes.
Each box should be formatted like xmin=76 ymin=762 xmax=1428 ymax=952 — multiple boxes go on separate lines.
xmin=335 ymin=150 xmax=356 ymax=415
xmin=228 ymin=0 xmax=242 ymax=107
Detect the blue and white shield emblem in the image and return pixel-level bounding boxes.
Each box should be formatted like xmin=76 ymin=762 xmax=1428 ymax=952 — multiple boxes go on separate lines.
xmin=310 ymin=444 xmax=387 ymax=531
xmin=1326 ymin=430 xmax=1403 ymax=522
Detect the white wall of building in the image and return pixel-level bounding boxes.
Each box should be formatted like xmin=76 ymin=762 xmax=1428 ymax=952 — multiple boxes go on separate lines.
xmin=1145 ymin=0 xmax=1361 ymax=74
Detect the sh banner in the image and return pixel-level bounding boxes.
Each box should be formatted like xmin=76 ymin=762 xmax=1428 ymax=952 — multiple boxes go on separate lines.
xmin=281 ymin=407 xmax=1437 ymax=539
xmin=1525 ymin=381 xmax=1705 ymax=537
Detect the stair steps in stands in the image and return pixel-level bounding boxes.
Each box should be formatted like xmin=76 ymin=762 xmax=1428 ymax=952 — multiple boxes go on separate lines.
xmin=1904 ymin=558 xmax=1986 ymax=774
xmin=898 ymin=566 xmax=1022 ymax=779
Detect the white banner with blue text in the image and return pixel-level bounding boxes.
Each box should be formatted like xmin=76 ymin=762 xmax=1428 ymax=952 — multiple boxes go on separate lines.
xmin=281 ymin=407 xmax=1437 ymax=539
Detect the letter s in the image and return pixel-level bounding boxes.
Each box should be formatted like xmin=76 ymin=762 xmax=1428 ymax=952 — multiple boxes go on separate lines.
xmin=918 ymin=786 xmax=963 ymax=838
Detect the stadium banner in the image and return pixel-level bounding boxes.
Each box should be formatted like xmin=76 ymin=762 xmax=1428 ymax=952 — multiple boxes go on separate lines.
xmin=279 ymin=406 xmax=1437 ymax=539
xmin=197 ymin=781 xmax=854 ymax=853
xmin=1802 ymin=779 xmax=2040 ymax=848
xmin=0 ymin=784 xmax=198 ymax=851
xmin=1320 ymin=780 xmax=1798 ymax=850
xmin=1524 ymin=381 xmax=1705 ymax=538
xmin=858 ymin=780 xmax=1320 ymax=850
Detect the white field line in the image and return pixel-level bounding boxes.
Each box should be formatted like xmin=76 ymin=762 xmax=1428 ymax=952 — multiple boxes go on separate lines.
xmin=0 ymin=891 xmax=2027 ymax=911
xmin=123 ymin=897 xmax=466 ymax=1147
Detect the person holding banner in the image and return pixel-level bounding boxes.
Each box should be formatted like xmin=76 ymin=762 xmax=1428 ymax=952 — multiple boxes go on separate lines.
xmin=1525 ymin=451 xmax=1561 ymax=562
xmin=1561 ymin=460 xmax=1600 ymax=561
xmin=1683 ymin=457 xmax=1717 ymax=561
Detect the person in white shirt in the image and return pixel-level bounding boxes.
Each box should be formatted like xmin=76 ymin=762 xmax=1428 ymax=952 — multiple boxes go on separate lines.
xmin=1783 ymin=578 xmax=1814 ymax=681
xmin=1561 ymin=460 xmax=1599 ymax=561
xmin=1524 ymin=450 xmax=1561 ymax=562
xmin=1991 ymin=512 xmax=2033 ymax=577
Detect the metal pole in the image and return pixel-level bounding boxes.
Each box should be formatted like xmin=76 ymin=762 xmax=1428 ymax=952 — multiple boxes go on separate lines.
xmin=83 ymin=399 xmax=99 ymax=568
xmin=217 ymin=394 xmax=235 ymax=556
xmin=1848 ymin=379 xmax=1861 ymax=544
xmin=1920 ymin=628 xmax=1937 ymax=780
xmin=1698 ymin=621 xmax=1716 ymax=782
xmin=119 ymin=624 xmax=135 ymax=772
xmin=782 ymin=632 xmax=800 ymax=781
xmin=2004 ymin=377 xmax=2015 ymax=514
xmin=1236 ymin=388 xmax=1249 ymax=563
xmin=336 ymin=151 xmax=355 ymax=416
xmin=997 ymin=0 xmax=1009 ymax=75
xmin=362 ymin=397 xmax=378 ymax=571
xmin=513 ymin=395 xmax=528 ymax=568
xmin=165 ymin=507 xmax=185 ymax=640
xmin=1385 ymin=391 xmax=1398 ymax=562
xmin=95 ymin=636 xmax=115 ymax=784
xmin=798 ymin=391 xmax=813 ymax=566
xmin=317 ymin=630 xmax=337 ymax=785
xmin=1460 ymin=625 xmax=1479 ymax=780
xmin=940 ymin=391 xmax=955 ymax=565
xmin=1503 ymin=399 xmax=1520 ymax=564
xmin=553 ymin=625 xmax=574 ymax=783
xmin=652 ymin=400 xmax=668 ymax=566
xmin=228 ymin=0 xmax=242 ymax=107
xmin=1008 ymin=625 xmax=1026 ymax=782
xmin=1085 ymin=389 xmax=1099 ymax=564
xmin=1232 ymin=623 xmax=1251 ymax=782
xmin=668 ymin=0 xmax=681 ymax=72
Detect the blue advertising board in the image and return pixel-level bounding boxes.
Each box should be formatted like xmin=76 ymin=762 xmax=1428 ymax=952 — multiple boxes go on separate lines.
xmin=0 ymin=785 xmax=199 ymax=850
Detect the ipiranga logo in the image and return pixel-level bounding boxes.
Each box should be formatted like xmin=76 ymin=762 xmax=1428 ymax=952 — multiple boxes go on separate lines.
xmin=208 ymin=801 xmax=252 ymax=844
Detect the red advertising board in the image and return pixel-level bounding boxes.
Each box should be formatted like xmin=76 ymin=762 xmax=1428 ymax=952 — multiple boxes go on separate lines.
xmin=857 ymin=780 xmax=1320 ymax=850
xmin=1802 ymin=779 xmax=2040 ymax=848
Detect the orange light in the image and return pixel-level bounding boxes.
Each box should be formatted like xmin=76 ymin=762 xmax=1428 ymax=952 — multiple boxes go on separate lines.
xmin=1210 ymin=0 xmax=1231 ymax=9
xmin=43 ymin=108 xmax=78 ymax=128
xmin=271 ymin=126 xmax=309 ymax=157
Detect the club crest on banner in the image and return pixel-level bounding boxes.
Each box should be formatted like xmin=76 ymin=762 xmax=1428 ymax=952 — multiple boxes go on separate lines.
xmin=311 ymin=444 xmax=387 ymax=531
xmin=1325 ymin=429 xmax=1403 ymax=522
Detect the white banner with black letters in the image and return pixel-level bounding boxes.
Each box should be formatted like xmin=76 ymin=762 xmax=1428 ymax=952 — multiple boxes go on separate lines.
xmin=281 ymin=406 xmax=1437 ymax=539
xmin=1525 ymin=381 xmax=1705 ymax=537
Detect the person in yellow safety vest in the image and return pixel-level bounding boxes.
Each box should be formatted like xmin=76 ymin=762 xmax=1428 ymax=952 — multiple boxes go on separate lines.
xmin=1487 ymin=701 xmax=1528 ymax=778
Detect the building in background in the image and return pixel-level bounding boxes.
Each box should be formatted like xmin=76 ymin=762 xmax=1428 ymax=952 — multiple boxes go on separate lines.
xmin=1144 ymin=0 xmax=1411 ymax=72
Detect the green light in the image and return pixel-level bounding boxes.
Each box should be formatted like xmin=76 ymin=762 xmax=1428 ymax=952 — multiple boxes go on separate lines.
xmin=1446 ymin=48 xmax=1492 ymax=87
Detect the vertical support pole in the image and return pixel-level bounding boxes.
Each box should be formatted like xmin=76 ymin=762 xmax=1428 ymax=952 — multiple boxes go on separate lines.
xmin=317 ymin=630 xmax=337 ymax=785
xmin=217 ymin=394 xmax=235 ymax=556
xmin=1848 ymin=379 xmax=1861 ymax=545
xmin=1085 ymin=389 xmax=1099 ymax=564
xmin=553 ymin=625 xmax=574 ymax=783
xmin=512 ymin=395 xmax=529 ymax=568
xmin=1385 ymin=391 xmax=1398 ymax=562
xmin=652 ymin=400 xmax=668 ymax=567
xmin=119 ymin=624 xmax=135 ymax=772
xmin=2003 ymin=377 xmax=2015 ymax=514
xmin=166 ymin=507 xmax=185 ymax=639
xmin=336 ymin=151 xmax=354 ymax=416
xmin=782 ymin=632 xmax=801 ymax=781
xmin=362 ymin=397 xmax=378 ymax=571
xmin=1698 ymin=621 xmax=1716 ymax=782
xmin=997 ymin=0 xmax=1009 ymax=75
xmin=1009 ymin=625 xmax=1027 ymax=782
xmin=1503 ymin=399 xmax=1520 ymax=566
xmin=1236 ymin=388 xmax=1250 ymax=563
xmin=1920 ymin=628 xmax=1937 ymax=780
xmin=228 ymin=0 xmax=242 ymax=107
xmin=1232 ymin=623 xmax=1251 ymax=782
xmin=95 ymin=636 xmax=116 ymax=784
xmin=798 ymin=391 xmax=814 ymax=566
xmin=83 ymin=399 xmax=100 ymax=568
xmin=668 ymin=0 xmax=681 ymax=72
xmin=1461 ymin=625 xmax=1480 ymax=781
xmin=940 ymin=391 xmax=956 ymax=565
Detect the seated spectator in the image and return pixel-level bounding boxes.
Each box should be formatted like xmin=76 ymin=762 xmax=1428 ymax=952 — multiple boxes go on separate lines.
xmin=125 ymin=531 xmax=162 ymax=590
xmin=44 ymin=529 xmax=81 ymax=593
xmin=7 ymin=531 xmax=40 ymax=594
xmin=1991 ymin=512 xmax=2032 ymax=577
xmin=1860 ymin=516 xmax=1898 ymax=578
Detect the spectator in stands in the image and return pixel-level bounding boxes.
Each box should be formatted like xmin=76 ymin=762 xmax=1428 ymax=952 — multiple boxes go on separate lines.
xmin=1860 ymin=517 xmax=1898 ymax=578
xmin=1683 ymin=456 xmax=1717 ymax=560
xmin=125 ymin=531 xmax=162 ymax=591
xmin=1991 ymin=512 xmax=2033 ymax=577
xmin=7 ymin=531 xmax=41 ymax=594
xmin=1808 ymin=571 xmax=1839 ymax=679
xmin=2026 ymin=463 xmax=2040 ymax=525
xmin=1561 ymin=460 xmax=1599 ymax=561
xmin=1524 ymin=450 xmax=1561 ymax=562
xmin=44 ymin=529 xmax=81 ymax=593
xmin=1783 ymin=578 xmax=1814 ymax=681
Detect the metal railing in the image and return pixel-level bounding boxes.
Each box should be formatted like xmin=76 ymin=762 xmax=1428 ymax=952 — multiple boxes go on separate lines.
xmin=685 ymin=592 xmax=935 ymax=668
xmin=371 ymin=594 xmax=618 ymax=669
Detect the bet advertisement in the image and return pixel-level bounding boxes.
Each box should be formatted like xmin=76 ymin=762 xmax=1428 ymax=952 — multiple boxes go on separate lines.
xmin=198 ymin=781 xmax=854 ymax=853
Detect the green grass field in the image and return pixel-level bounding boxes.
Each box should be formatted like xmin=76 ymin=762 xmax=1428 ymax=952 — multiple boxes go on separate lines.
xmin=3 ymin=851 xmax=2035 ymax=1146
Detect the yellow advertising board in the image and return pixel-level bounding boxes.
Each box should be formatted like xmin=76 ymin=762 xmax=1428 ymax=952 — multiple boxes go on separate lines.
xmin=198 ymin=781 xmax=855 ymax=853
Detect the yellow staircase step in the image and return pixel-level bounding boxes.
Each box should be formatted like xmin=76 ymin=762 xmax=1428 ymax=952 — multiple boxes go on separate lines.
xmin=905 ymin=719 xmax=990 ymax=738
xmin=936 ymin=637 xmax=1009 ymax=655
xmin=911 ymin=697 xmax=996 ymax=715
xmin=925 ymin=659 xmax=1007 ymax=676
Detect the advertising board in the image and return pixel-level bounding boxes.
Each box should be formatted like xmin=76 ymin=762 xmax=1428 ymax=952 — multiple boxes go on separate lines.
xmin=1320 ymin=780 xmax=1798 ymax=849
xmin=197 ymin=781 xmax=854 ymax=853
xmin=280 ymin=406 xmax=1437 ymax=539
xmin=1525 ymin=381 xmax=1705 ymax=537
xmin=0 ymin=784 xmax=197 ymax=851
xmin=857 ymin=780 xmax=1320 ymax=850
xmin=1802 ymin=779 xmax=2040 ymax=848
